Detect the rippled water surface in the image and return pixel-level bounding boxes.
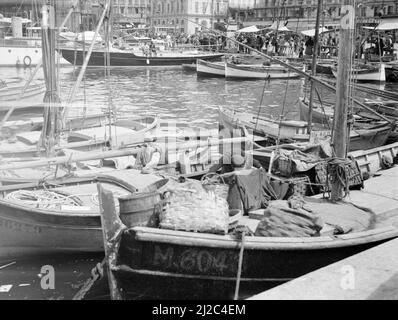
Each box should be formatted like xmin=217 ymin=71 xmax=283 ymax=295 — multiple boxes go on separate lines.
xmin=3 ymin=65 xmax=397 ymax=128
xmin=1 ymin=64 xmax=397 ymax=300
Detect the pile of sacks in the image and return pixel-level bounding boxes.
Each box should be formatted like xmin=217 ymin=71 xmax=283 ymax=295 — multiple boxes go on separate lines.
xmin=160 ymin=178 xmax=230 ymax=235
xmin=255 ymin=196 xmax=324 ymax=237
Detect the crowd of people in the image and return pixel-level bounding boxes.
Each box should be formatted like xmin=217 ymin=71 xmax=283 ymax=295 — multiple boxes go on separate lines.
xmin=234 ymin=32 xmax=341 ymax=59
xmin=117 ymin=27 xmax=397 ymax=61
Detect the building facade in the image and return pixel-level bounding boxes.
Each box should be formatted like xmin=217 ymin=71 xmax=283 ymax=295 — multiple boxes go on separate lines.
xmin=112 ymin=0 xmax=151 ymax=25
xmin=0 ymin=0 xmax=98 ymax=32
xmin=229 ymin=0 xmax=256 ymax=9
xmin=150 ymin=0 xmax=229 ymax=35
xmin=244 ymin=0 xmax=398 ymax=30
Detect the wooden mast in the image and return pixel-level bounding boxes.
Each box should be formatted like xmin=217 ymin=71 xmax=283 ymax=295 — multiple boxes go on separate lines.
xmin=330 ymin=0 xmax=355 ymax=201
xmin=40 ymin=1 xmax=62 ymax=157
xmin=308 ymin=0 xmax=323 ymax=135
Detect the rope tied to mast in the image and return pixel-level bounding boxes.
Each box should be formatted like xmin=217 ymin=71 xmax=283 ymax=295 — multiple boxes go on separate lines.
xmin=326 ymin=157 xmax=353 ymax=199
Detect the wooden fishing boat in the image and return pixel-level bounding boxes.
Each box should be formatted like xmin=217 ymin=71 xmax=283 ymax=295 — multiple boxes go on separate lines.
xmin=196 ymin=59 xmax=225 ymax=77
xmin=298 ymin=97 xmax=397 ymax=124
xmin=360 ymin=100 xmax=398 ymax=120
xmin=0 ymin=79 xmax=45 ymax=116
xmin=220 ymin=107 xmax=392 ymax=151
xmin=59 ymin=47 xmax=224 ymax=67
xmin=96 ymin=170 xmax=398 ymax=299
xmin=0 ymin=115 xmax=159 ymax=158
xmin=332 ymin=63 xmax=386 ymax=82
xmin=0 ymin=141 xmax=219 ymax=185
xmin=219 ymin=107 xmax=308 ymax=146
xmin=250 ymin=141 xmax=398 ymax=181
xmin=0 ymin=170 xmax=165 ymax=258
xmin=225 ymin=62 xmax=300 ymax=80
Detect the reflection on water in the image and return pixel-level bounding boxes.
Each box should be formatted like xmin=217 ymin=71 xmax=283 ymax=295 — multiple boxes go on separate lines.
xmin=1 ymin=65 xmax=397 ymax=300
xmin=2 ymin=66 xmax=304 ymax=128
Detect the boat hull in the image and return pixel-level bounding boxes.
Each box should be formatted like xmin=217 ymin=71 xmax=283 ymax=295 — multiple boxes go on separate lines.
xmin=332 ymin=64 xmax=386 ymax=82
xmin=0 ymin=197 xmax=102 ymax=258
xmin=0 ymin=116 xmax=159 ymax=158
xmin=196 ymin=59 xmax=225 ymax=77
xmin=107 ymin=226 xmax=398 ymax=299
xmin=225 ymin=62 xmax=300 ymax=80
xmin=60 ymin=48 xmax=224 ymax=67
xmin=298 ymin=99 xmax=392 ymax=151
xmin=0 ymin=46 xmax=69 ymax=67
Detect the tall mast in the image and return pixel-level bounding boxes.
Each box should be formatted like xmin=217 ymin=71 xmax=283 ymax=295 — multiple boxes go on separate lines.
xmin=308 ymin=0 xmax=322 ymax=135
xmin=40 ymin=1 xmax=62 ymax=157
xmin=330 ymin=0 xmax=355 ymax=201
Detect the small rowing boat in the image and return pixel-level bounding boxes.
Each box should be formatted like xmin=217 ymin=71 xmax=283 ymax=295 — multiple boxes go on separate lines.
xmin=332 ymin=63 xmax=386 ymax=82
xmin=220 ymin=107 xmax=393 ymax=151
xmin=225 ymin=62 xmax=301 ymax=80
xmin=0 ymin=115 xmax=159 ymax=158
xmin=0 ymin=78 xmax=45 ymax=116
xmin=0 ymin=170 xmax=165 ymax=258
xmin=196 ymin=59 xmax=225 ymax=77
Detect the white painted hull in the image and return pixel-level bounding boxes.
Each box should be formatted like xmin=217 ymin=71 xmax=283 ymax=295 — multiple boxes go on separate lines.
xmin=0 ymin=46 xmax=70 ymax=66
xmin=225 ymin=63 xmax=300 ymax=79
xmin=196 ymin=59 xmax=225 ymax=77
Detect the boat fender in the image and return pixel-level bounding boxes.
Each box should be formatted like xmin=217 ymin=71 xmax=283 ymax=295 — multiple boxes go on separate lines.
xmin=381 ymin=155 xmax=393 ymax=170
xmin=23 ymin=56 xmax=32 ymax=67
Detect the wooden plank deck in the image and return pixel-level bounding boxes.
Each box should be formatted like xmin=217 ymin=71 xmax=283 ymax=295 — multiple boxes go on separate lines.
xmin=249 ymin=166 xmax=398 ymax=300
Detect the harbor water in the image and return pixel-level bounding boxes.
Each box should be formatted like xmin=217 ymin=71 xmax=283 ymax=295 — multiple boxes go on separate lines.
xmin=1 ymin=65 xmax=398 ymax=300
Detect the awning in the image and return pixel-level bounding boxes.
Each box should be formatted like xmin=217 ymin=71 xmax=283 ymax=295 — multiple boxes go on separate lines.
xmin=363 ymin=18 xmax=398 ymax=31
xmin=301 ymin=27 xmax=330 ymax=37
xmin=236 ymin=25 xmax=260 ymax=33
xmin=266 ymin=21 xmax=290 ymax=32
xmin=377 ymin=20 xmax=398 ymax=30
xmin=0 ymin=17 xmax=32 ymax=24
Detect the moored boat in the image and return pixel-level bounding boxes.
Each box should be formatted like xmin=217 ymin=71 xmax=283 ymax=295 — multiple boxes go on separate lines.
xmin=0 ymin=115 xmax=159 ymax=158
xmin=220 ymin=106 xmax=392 ymax=151
xmin=225 ymin=62 xmax=300 ymax=80
xmin=0 ymin=170 xmax=164 ymax=258
xmin=59 ymin=47 xmax=224 ymax=67
xmin=0 ymin=78 xmax=45 ymax=116
xmin=196 ymin=59 xmax=225 ymax=77
xmin=95 ymin=168 xmax=398 ymax=299
xmin=332 ymin=63 xmax=386 ymax=82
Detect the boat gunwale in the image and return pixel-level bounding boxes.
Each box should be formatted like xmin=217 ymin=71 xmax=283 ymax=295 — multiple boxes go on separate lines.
xmin=0 ymin=174 xmax=139 ymax=218
xmin=129 ymin=225 xmax=398 ymax=251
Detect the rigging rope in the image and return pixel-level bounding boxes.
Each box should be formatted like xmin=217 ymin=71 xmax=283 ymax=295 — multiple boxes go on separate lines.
xmin=276 ymin=7 xmax=301 ymax=146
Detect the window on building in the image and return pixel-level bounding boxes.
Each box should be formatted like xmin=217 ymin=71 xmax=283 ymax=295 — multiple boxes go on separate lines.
xmin=195 ymin=2 xmax=199 ymax=13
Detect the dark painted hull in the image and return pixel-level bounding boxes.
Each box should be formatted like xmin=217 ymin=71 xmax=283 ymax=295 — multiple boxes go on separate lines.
xmin=386 ymin=66 xmax=398 ymax=82
xmin=107 ymin=227 xmax=397 ymax=300
xmin=60 ymin=48 xmax=224 ymax=67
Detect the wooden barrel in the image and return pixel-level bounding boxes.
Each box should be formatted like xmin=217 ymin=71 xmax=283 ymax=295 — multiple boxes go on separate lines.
xmin=118 ymin=179 xmax=169 ymax=227
xmin=119 ymin=191 xmax=162 ymax=227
